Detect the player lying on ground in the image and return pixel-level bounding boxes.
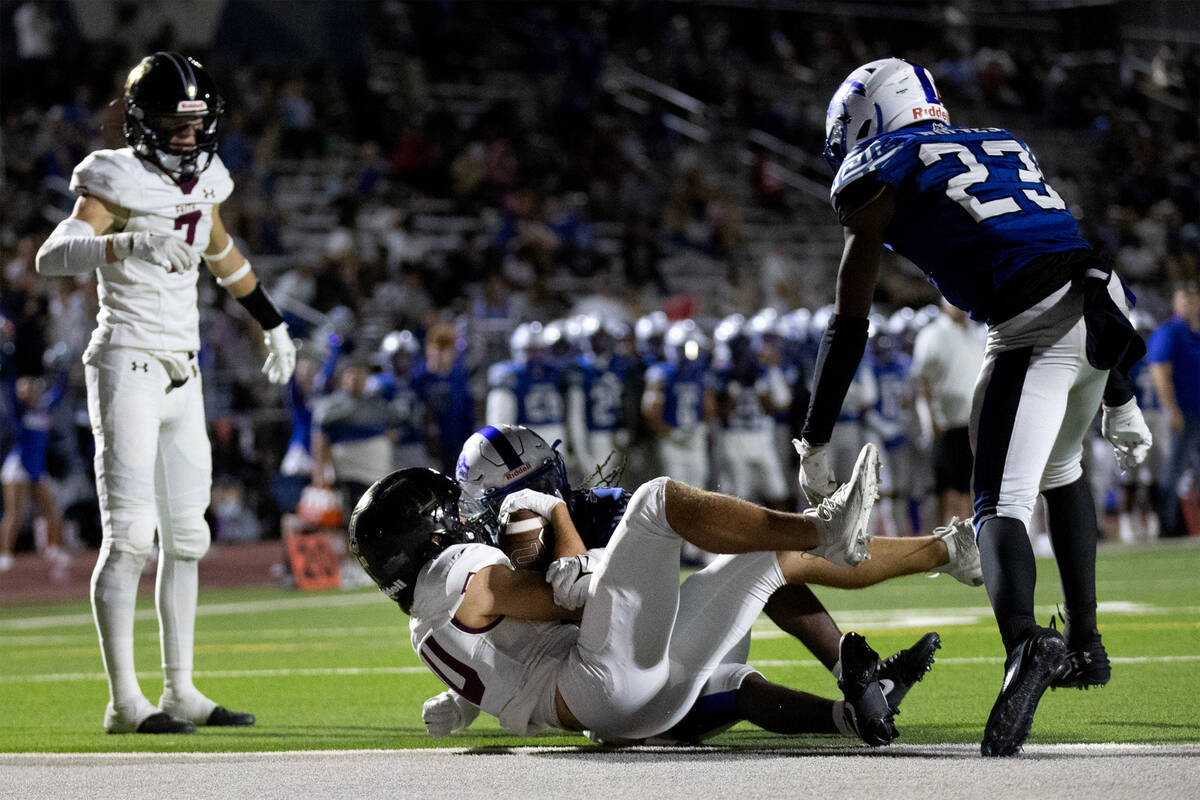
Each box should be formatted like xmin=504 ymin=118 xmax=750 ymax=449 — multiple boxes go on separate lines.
xmin=425 ymin=492 xmax=950 ymax=746
xmin=421 ymin=424 xmax=977 ymax=744
xmin=352 ymin=442 xmax=972 ymax=745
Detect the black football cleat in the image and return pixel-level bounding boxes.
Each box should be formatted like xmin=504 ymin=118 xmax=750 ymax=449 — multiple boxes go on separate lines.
xmin=838 ymin=632 xmax=898 ymax=746
xmin=1052 ymin=630 xmax=1110 ymax=690
xmin=980 ymin=627 xmax=1067 ymax=757
xmin=206 ymin=706 xmax=256 ymax=726
xmin=135 ymin=712 xmax=196 ymax=735
xmin=878 ymin=632 xmax=941 ymax=714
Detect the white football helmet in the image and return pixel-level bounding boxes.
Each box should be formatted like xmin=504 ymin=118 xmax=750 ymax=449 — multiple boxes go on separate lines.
xmin=635 ymin=310 xmax=669 ymax=362
xmin=510 ymin=321 xmax=551 ymax=364
xmin=455 ymin=424 xmax=570 ymax=539
xmin=823 ymin=58 xmax=949 ymax=169
xmin=664 ymin=318 xmax=711 ymax=365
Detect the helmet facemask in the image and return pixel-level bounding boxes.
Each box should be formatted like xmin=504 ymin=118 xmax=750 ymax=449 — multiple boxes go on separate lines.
xmin=459 ymin=455 xmax=569 ymax=543
xmin=456 ymin=425 xmax=571 ymax=544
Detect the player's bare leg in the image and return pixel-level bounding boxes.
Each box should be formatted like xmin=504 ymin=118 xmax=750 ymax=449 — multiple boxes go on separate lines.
xmin=776 ymin=534 xmax=947 ymax=588
xmin=664 ymin=443 xmax=879 ymax=566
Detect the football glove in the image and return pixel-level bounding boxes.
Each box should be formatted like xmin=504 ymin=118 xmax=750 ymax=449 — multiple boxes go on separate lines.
xmin=421 ymin=691 xmax=480 ymax=738
xmin=111 ymin=231 xmax=199 ymax=273
xmin=262 ymin=323 xmax=297 ymax=385
xmin=794 ymin=437 xmax=837 ymax=504
xmin=546 ymin=549 xmax=603 ymax=610
xmin=498 ymin=488 xmax=565 ymax=525
xmin=1101 ymin=398 xmax=1152 ymax=471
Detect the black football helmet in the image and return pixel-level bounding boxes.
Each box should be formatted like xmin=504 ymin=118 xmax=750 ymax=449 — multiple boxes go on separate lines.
xmin=348 ymin=467 xmax=484 ymax=614
xmin=123 ymin=51 xmax=224 ymax=180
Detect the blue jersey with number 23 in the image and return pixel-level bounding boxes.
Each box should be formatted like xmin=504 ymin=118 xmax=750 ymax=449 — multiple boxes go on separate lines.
xmin=832 ymin=123 xmax=1090 ymax=320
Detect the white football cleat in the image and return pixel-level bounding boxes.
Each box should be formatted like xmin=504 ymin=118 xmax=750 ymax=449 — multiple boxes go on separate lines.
xmin=931 ymin=517 xmax=984 ymax=586
xmin=803 ymin=443 xmax=880 ymax=567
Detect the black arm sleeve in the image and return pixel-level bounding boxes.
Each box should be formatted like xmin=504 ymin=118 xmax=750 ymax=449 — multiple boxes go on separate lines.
xmin=1102 ymin=366 xmax=1134 ymax=407
xmin=800 ymin=314 xmax=870 ymax=446
xmin=236 ymin=284 xmax=285 ymax=331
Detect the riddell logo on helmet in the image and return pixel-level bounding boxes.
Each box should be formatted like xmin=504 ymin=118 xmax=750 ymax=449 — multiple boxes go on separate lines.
xmin=504 ymin=463 xmax=532 ymax=481
xmin=176 ymin=100 xmax=208 ymax=113
xmin=912 ymin=105 xmax=949 ymax=122
xmin=383 ymin=577 xmax=408 ymax=600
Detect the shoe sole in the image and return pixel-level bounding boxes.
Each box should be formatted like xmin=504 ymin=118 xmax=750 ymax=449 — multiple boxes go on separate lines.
xmin=880 ymin=632 xmax=941 ymax=712
xmin=843 ymin=444 xmax=880 ymax=567
xmin=981 ymin=632 xmax=1067 ymax=757
xmin=839 ymin=632 xmax=896 ymax=746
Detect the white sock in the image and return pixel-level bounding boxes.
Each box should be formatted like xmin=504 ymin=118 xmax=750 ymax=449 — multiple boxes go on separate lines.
xmin=91 ymin=545 xmax=153 ymax=717
xmin=831 ymin=659 xmax=843 ymax=682
xmin=156 ymin=553 xmax=215 ymax=721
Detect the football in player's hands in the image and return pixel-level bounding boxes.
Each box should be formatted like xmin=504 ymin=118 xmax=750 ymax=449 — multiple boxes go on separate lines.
xmin=499 ymin=508 xmax=552 ymax=572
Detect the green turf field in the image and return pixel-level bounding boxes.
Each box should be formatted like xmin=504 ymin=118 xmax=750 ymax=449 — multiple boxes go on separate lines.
xmin=2 ymin=539 xmax=1197 ymax=753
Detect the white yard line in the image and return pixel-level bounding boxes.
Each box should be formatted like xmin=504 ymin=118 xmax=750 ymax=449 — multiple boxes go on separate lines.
xmin=4 ymin=654 xmax=1199 ymax=684
xmin=8 ymin=596 xmax=1197 ymax=634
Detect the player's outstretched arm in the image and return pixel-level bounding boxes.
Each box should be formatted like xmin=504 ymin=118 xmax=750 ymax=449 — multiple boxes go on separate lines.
xmin=36 ymin=194 xmax=198 ymax=276
xmin=205 ymin=206 xmax=295 ymax=384
xmin=797 ymin=188 xmax=895 ymax=499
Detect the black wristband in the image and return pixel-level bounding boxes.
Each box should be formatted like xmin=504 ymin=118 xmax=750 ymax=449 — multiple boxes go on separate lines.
xmin=236 ymin=284 xmax=285 ymax=331
xmin=1103 ymin=367 xmax=1134 ymax=408
xmin=800 ymin=313 xmax=870 ymax=445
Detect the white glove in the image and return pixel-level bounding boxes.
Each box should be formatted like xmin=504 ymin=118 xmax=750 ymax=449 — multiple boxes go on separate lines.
xmin=1101 ymin=398 xmax=1153 ymax=471
xmin=498 ymin=488 xmax=565 ymax=525
xmin=421 ymin=690 xmax=480 ymax=738
xmin=262 ymin=323 xmax=297 ymax=385
xmin=111 ymin=231 xmax=199 ymax=273
xmin=546 ymin=549 xmax=603 ymax=610
xmin=793 ymin=438 xmax=837 ymax=504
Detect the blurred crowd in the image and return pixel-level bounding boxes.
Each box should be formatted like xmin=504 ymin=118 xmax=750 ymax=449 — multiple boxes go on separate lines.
xmin=2 ymin=1 xmax=1198 ymax=565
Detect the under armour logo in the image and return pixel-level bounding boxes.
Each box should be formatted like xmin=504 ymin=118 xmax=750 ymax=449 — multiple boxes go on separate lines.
xmin=203 ymin=188 xmax=215 ymax=199
xmin=132 ymin=361 xmax=149 ymax=372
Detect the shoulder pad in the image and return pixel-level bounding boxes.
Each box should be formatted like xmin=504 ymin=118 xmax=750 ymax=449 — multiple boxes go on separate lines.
xmin=70 ymin=150 xmax=137 ymax=206
xmin=832 ymin=135 xmax=909 ymax=205
xmin=412 ymin=543 xmax=509 ymax=618
xmin=203 ymin=154 xmax=235 ymax=203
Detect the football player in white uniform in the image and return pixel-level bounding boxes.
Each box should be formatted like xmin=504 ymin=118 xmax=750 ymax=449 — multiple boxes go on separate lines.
xmin=35 ymin=52 xmax=296 ymax=734
xmin=352 ymin=443 xmax=981 ymax=745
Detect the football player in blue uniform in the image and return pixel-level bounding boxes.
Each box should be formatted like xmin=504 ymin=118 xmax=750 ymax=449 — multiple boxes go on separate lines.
xmin=864 ymin=317 xmax=918 ymax=537
xmin=712 ymin=314 xmax=791 ymax=509
xmin=369 ymin=330 xmax=431 ymax=469
xmin=486 ymin=322 xmax=568 ymax=455
xmin=798 ymin=58 xmax=1153 ymax=756
xmin=643 ymin=319 xmax=716 ymax=491
xmin=565 ymin=315 xmax=635 ymax=482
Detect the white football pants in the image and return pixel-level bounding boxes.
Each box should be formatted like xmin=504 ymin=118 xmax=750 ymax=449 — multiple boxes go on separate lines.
xmin=86 ymin=346 xmax=213 ymax=722
xmin=556 ymin=477 xmax=785 ymax=740
xmin=970 ymin=274 xmax=1126 ymax=527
